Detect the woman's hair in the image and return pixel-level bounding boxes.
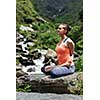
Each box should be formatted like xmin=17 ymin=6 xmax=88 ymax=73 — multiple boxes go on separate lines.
xmin=60 ymin=23 xmax=71 ymax=34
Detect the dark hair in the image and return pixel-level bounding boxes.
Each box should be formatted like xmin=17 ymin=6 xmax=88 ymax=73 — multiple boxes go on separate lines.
xmin=61 ymin=23 xmax=71 ymax=32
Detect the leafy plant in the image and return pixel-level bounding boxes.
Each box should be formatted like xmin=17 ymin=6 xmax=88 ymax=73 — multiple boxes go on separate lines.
xmin=75 ymin=55 xmax=83 ymax=72
xmin=16 ymin=83 xmax=32 ymax=92
xmin=16 ymin=0 xmax=38 ymax=30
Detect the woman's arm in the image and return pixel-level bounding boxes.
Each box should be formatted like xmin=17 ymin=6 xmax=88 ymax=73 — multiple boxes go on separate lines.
xmin=67 ymin=41 xmax=75 ymax=56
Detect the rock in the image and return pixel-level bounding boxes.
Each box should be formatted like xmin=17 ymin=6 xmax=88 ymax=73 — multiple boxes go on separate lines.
xmin=46 ymin=48 xmax=57 ymax=58
xmin=20 ymin=25 xmax=34 ymax=32
xmin=18 ymin=56 xmax=35 ymax=66
xmin=16 ymin=92 xmax=83 ymax=100
xmin=16 ymin=70 xmax=26 ymax=77
xmin=21 ymin=65 xmax=43 ymax=75
xmin=16 ymin=72 xmax=83 ymax=95
xmin=16 ymin=65 xmax=22 ymax=71
xmin=16 ymin=47 xmax=58 ymax=74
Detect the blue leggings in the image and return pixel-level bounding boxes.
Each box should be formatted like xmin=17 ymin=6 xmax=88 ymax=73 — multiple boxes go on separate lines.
xmin=41 ymin=65 xmax=75 ymax=78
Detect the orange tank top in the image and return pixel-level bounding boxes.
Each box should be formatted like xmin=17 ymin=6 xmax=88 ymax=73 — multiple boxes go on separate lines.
xmin=55 ymin=39 xmax=73 ymax=65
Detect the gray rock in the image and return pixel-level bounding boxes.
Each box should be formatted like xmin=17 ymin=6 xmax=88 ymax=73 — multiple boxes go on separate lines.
xmin=16 ymin=65 xmax=22 ymax=71
xmin=16 ymin=70 xmax=26 ymax=77
xmin=17 ymin=72 xmax=83 ymax=95
xmin=46 ymin=48 xmax=57 ymax=58
xmin=20 ymin=25 xmax=34 ymax=32
xmin=16 ymin=92 xmax=83 ymax=100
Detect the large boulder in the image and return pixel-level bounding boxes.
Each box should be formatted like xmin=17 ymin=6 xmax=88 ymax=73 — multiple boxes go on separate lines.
xmin=16 ymin=72 xmax=83 ymax=95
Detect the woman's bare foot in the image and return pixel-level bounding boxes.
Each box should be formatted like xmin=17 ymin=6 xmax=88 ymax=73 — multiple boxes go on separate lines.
xmin=45 ymin=66 xmax=54 ymax=72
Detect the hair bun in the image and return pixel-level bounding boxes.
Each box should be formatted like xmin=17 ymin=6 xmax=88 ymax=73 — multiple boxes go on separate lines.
xmin=68 ymin=25 xmax=71 ymax=31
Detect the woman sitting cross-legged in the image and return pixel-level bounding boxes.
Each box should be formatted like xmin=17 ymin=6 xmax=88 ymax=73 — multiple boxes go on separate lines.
xmin=41 ymin=23 xmax=75 ymax=78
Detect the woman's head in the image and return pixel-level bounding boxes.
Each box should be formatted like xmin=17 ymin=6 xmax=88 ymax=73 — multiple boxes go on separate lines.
xmin=57 ymin=24 xmax=71 ymax=36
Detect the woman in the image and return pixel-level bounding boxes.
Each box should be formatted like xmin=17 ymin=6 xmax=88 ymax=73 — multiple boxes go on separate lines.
xmin=41 ymin=23 xmax=75 ymax=78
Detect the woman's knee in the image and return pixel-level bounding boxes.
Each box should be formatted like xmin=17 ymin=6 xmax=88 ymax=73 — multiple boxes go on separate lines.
xmin=50 ymin=70 xmax=59 ymax=78
xmin=70 ymin=65 xmax=75 ymax=73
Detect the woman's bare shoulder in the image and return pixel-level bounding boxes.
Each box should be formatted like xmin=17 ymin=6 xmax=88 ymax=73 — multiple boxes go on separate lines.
xmin=65 ymin=38 xmax=75 ymax=46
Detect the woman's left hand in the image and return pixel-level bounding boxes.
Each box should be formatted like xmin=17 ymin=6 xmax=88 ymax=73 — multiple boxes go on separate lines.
xmin=45 ymin=66 xmax=54 ymax=72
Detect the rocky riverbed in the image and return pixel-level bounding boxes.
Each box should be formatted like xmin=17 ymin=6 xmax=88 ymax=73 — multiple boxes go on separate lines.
xmin=16 ymin=92 xmax=83 ymax=100
xmin=16 ymin=30 xmax=82 ymax=96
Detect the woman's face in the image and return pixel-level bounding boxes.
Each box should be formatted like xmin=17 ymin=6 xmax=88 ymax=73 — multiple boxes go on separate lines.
xmin=57 ymin=25 xmax=67 ymax=36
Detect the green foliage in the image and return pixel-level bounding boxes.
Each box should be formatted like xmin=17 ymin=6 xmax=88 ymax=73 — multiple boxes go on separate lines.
xmin=16 ymin=83 xmax=32 ymax=92
xmin=16 ymin=58 xmax=20 ymax=65
xmin=32 ymin=0 xmax=83 ymax=26
xmin=68 ymin=25 xmax=83 ymax=55
xmin=16 ymin=0 xmax=38 ymax=30
xmin=75 ymin=55 xmax=83 ymax=72
xmin=35 ymin=28 xmax=59 ymax=50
